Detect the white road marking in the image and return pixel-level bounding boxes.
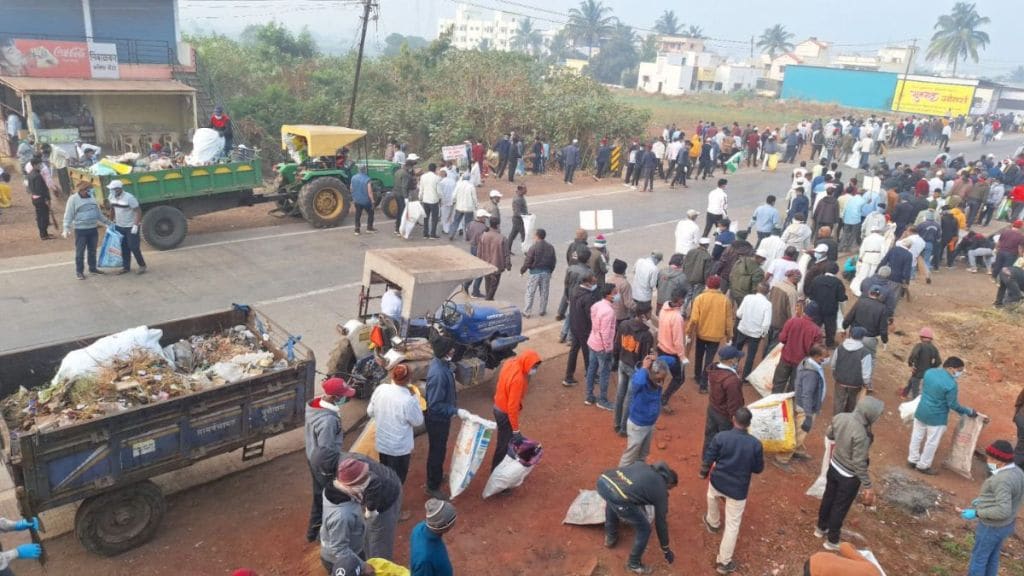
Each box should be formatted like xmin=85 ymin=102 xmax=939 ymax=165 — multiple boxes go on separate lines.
xmin=255 ymin=281 xmax=361 ymax=306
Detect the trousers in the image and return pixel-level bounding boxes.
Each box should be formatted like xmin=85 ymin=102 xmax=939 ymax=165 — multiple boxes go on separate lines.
xmin=706 ymin=482 xmax=748 ymax=565
xmin=565 ymin=337 xmax=590 ymax=381
xmin=425 ymin=418 xmax=451 ymax=491
xmin=378 ymin=452 xmax=410 ymax=485
xmin=392 ymin=197 xmax=406 ymax=232
xmin=449 ymin=210 xmax=472 ymax=239
xmin=702 ymin=406 xmax=733 ymax=460
xmin=614 ymin=363 xmax=637 ymax=433
xmin=422 ymin=202 xmax=440 ymax=237
xmin=484 ymin=271 xmax=502 ymax=300
xmin=694 ymin=339 xmax=720 ymax=389
xmin=585 ymin=349 xmax=614 ymax=403
xmin=33 ymin=197 xmax=50 ymax=238
xmin=74 ymin=227 xmax=99 ymax=275
xmin=657 ymin=346 xmax=684 ymax=403
xmin=364 ymin=488 xmax=401 ymax=560
xmin=509 ymin=215 xmax=526 ymax=246
xmin=116 ymin=225 xmax=146 ymax=271
xmin=833 ymin=384 xmax=862 ymax=415
xmin=599 ymin=478 xmax=651 ymax=567
xmin=817 ymin=464 xmax=861 ymax=545
xmin=354 ymin=202 xmax=374 ymax=232
xmin=307 ymin=462 xmax=326 ymax=541
xmin=771 ymin=360 xmax=797 ymax=394
xmin=732 ymin=332 xmax=762 ymax=378
xmin=907 ymin=419 xmax=946 ymax=470
xmin=618 ymin=420 xmax=653 ymax=467
xmin=523 ymin=271 xmax=551 ymax=315
xmin=968 ymin=522 xmax=1016 ymax=576
xmin=491 ymin=407 xmax=513 ymax=472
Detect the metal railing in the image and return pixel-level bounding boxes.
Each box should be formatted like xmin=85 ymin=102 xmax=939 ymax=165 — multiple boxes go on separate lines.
xmin=0 ymin=31 xmax=175 ymax=67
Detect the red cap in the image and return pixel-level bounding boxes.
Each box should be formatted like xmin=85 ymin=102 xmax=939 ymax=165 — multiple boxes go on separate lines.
xmin=706 ymin=275 xmax=722 ymax=289
xmin=336 ymin=458 xmax=370 ymax=486
xmin=322 ymin=377 xmax=356 ymax=398
xmin=1014 ymin=220 xmax=1023 ymax=229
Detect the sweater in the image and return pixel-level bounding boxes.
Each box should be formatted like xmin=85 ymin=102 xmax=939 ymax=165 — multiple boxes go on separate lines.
xmin=410 ymin=521 xmax=453 ymax=576
xmin=809 ymin=273 xmax=847 ymax=315
xmin=367 ymin=383 xmax=424 ymax=456
xmin=829 ymin=397 xmax=883 ymax=487
xmin=305 ymin=398 xmax=343 ymax=462
xmin=794 ymin=357 xmax=826 ymax=416
xmin=63 ymin=191 xmax=112 ymax=231
xmin=688 ymin=290 xmax=734 ymax=343
xmin=907 ymin=341 xmax=941 ymax=378
xmin=914 ymin=368 xmax=974 ymax=426
xmin=628 ymin=367 xmax=665 ymax=427
xmin=587 ymin=298 xmax=616 ymax=353
xmin=569 ymin=285 xmax=599 ymax=340
xmin=656 ymin=303 xmax=686 ymax=357
xmin=842 ymin=297 xmax=889 ymax=343
xmin=616 ymin=317 xmax=654 ymax=367
xmin=703 ymin=428 xmax=764 ymax=500
xmin=831 ymin=340 xmax=872 ymax=388
xmin=708 ymin=365 xmax=744 ymax=420
xmin=656 ymin=267 xmax=689 ymax=310
xmin=778 ymin=315 xmax=823 ymax=366
xmin=975 ymin=464 xmax=1024 ymax=528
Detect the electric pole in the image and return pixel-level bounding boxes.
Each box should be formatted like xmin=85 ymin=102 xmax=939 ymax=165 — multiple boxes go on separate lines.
xmin=894 ymin=39 xmax=917 ymax=114
xmin=348 ymin=0 xmax=376 ymax=127
xmin=750 ymin=35 xmax=754 ymax=62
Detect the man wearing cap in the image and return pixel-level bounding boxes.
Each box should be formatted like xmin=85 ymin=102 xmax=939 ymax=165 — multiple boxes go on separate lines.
xmin=411 ymin=499 xmax=456 ymax=576
xmin=859 ymin=266 xmax=900 ymax=317
xmin=63 ymin=181 xmax=115 ymax=280
xmin=492 ymin=349 xmax=542 ymax=471
xmin=908 ymin=357 xmax=977 ymax=475
xmin=772 ymin=295 xmax=822 ymax=394
xmin=842 ymin=286 xmax=890 ymax=356
xmin=598 ymin=461 xmax=678 ymax=574
xmin=367 ymin=364 xmax=424 ymax=485
xmin=700 ymin=407 xmax=764 ymax=575
xmin=562 ymin=139 xmax=580 ymax=184
xmin=487 ymin=189 xmax=502 ymax=229
xmin=961 ymin=439 xmax=1024 ymax=576
xmin=901 ymin=327 xmax=941 ymax=400
xmin=830 ymin=327 xmax=873 ymax=415
xmin=702 ymin=346 xmax=746 ymax=458
xmin=107 ymin=180 xmax=147 ymax=274
xmin=687 ymin=275 xmax=734 ymax=394
xmin=334 ymin=455 xmax=403 ymax=560
xmin=675 ymin=209 xmax=702 ymax=255
xmin=590 ymin=234 xmax=610 ymax=284
xmin=750 ymin=195 xmax=781 ymax=246
xmin=705 ymin=179 xmax=729 ymax=236
xmin=781 ymin=211 xmax=812 ymax=252
xmin=425 ymin=337 xmax=461 ymax=499
xmin=632 ymin=252 xmax=662 ymax=311
xmin=619 ymin=354 xmax=672 ymax=467
xmin=655 ymin=254 xmax=688 ymax=311
xmin=305 ymin=377 xmax=356 ymax=542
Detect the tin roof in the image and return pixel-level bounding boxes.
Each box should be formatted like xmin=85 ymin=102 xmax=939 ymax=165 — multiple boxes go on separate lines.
xmin=0 ymin=77 xmax=196 ymax=94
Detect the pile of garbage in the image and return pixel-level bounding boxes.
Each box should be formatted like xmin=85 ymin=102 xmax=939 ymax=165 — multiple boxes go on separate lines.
xmin=1 ymin=325 xmax=289 ymax=434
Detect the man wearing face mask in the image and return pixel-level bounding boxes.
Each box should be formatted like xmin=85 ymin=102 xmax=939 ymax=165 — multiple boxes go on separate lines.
xmin=491 ymin=349 xmax=542 ymax=471
xmin=907 ymin=356 xmax=977 ymax=476
xmin=960 ymin=440 xmax=1024 ymax=576
xmin=425 ymin=337 xmax=462 ymax=500
xmin=304 ymin=377 xmax=357 ymax=542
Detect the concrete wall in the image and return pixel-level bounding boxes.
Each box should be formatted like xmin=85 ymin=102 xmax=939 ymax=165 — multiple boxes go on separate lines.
xmin=85 ymin=93 xmax=194 ymax=147
xmin=781 ymin=65 xmax=898 ymax=111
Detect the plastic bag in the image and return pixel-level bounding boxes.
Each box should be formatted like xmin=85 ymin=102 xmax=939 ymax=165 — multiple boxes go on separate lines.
xmin=448 ymin=412 xmax=496 ymax=499
xmin=399 ymin=201 xmax=424 ymax=239
xmin=944 ymin=412 xmax=987 ymax=480
xmin=899 ymin=396 xmax=920 ymax=424
xmin=806 ymin=436 xmax=836 ymax=498
xmin=482 ymin=439 xmax=543 ymax=499
xmin=562 ymin=489 xmax=655 ymax=525
xmin=98 ymin=226 xmax=124 ymax=269
xmin=520 ymin=213 xmax=537 ymax=254
xmin=186 ymin=128 xmax=225 ymax=165
xmin=367 ymin=558 xmax=409 ymax=576
xmin=747 ymin=392 xmax=797 ymax=453
xmin=51 ymin=326 xmax=166 ymax=385
xmin=746 ymin=343 xmax=782 ymax=398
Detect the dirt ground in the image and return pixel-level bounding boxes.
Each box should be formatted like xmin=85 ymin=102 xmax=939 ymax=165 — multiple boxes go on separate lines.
xmin=22 ymin=257 xmax=1024 ymax=576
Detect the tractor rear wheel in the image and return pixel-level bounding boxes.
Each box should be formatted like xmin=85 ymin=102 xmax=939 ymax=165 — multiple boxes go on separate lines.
xmin=299 ymin=177 xmax=350 ymax=228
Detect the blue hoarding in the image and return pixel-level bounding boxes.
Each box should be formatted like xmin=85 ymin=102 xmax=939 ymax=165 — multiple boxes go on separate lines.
xmin=781 ymin=66 xmax=898 ymax=111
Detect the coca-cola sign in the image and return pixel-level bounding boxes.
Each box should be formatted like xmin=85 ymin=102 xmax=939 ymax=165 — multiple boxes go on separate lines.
xmin=0 ymin=39 xmax=93 ymax=78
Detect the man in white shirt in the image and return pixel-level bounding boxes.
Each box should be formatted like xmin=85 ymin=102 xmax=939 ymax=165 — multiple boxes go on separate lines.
xmin=418 ymin=163 xmax=442 ymax=239
xmin=734 ymin=282 xmax=772 ymax=378
xmin=632 ymin=252 xmax=662 ymax=309
xmin=781 ymin=213 xmax=812 ymax=251
xmin=757 ymin=236 xmax=786 ymax=272
xmin=5 ymin=112 xmax=20 ymax=155
xmin=765 ymin=246 xmax=800 ymax=287
xmin=928 ymin=171 xmax=944 ymax=196
xmin=674 ymin=209 xmax=702 ymax=255
xmin=652 ymin=138 xmax=667 ymax=180
xmin=381 ymin=285 xmax=403 ymax=322
xmin=366 ymin=363 xmax=424 ymax=485
xmin=449 ymin=173 xmax=477 ymax=240
xmin=705 ymin=179 xmax=729 ymax=236
xmin=666 ymin=139 xmax=683 ymax=182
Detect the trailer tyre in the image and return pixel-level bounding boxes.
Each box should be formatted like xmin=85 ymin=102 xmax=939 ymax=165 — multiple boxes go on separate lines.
xmin=141 ymin=205 xmax=188 ymax=250
xmin=380 ymin=191 xmax=399 ymax=219
xmin=299 ymin=177 xmax=350 ymax=228
xmin=75 ymin=480 xmax=166 ymax=556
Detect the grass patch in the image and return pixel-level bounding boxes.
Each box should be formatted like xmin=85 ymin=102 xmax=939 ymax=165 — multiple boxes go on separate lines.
xmin=938 ymin=532 xmax=974 ymax=561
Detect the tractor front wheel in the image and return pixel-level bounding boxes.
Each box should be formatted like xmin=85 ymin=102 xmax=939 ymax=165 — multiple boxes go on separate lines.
xmin=299 ymin=177 xmax=350 ymax=228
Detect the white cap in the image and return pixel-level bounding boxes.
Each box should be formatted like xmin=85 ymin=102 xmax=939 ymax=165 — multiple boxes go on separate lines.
xmin=755 ymin=247 xmax=768 ymax=258
xmin=686 ymin=209 xmax=700 ymax=218
xmin=106 ymin=179 xmax=124 ymax=189
xmin=814 ymin=243 xmax=828 ymax=253
xmin=406 ymin=153 xmax=420 ymax=162
xmin=474 ymin=208 xmax=491 ymax=219
xmin=488 ymin=189 xmax=502 ymax=198
xmin=699 ymin=238 xmax=711 ymax=245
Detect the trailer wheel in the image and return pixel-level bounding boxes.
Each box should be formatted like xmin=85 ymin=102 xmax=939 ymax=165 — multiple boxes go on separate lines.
xmin=75 ymin=480 xmax=166 ymax=556
xmin=299 ymin=177 xmax=350 ymax=228
xmin=141 ymin=205 xmax=188 ymax=250
xmin=380 ymin=191 xmax=399 ymax=219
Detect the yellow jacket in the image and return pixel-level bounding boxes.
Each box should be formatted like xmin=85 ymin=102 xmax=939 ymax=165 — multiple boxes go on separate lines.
xmin=688 ymin=290 xmax=735 ymax=343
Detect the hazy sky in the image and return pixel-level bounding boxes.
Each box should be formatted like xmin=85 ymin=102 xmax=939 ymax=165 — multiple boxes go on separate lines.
xmin=179 ymin=0 xmax=1020 ymax=75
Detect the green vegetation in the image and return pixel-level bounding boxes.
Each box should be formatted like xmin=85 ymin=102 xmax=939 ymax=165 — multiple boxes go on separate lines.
xmin=926 ymin=2 xmax=990 ymax=76
xmin=190 ymin=24 xmax=649 ymax=165
xmin=757 ymin=24 xmax=796 ymax=58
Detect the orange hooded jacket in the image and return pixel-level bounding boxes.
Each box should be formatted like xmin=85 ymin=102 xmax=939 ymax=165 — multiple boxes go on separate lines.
xmin=493 ymin=349 xmax=542 ymax=431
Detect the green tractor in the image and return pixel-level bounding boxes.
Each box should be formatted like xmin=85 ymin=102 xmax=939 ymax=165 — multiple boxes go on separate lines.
xmin=272 ymin=125 xmax=401 ymax=227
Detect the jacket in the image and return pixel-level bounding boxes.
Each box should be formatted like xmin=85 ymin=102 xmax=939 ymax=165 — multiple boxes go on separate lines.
xmin=683 ymin=248 xmax=712 ymax=285
xmin=656 ymin=302 xmax=686 ymax=357
xmin=521 ymin=239 xmax=556 ymax=274
xmin=794 ymin=357 xmax=826 ymax=416
xmin=410 ymin=521 xmax=453 ymax=576
xmin=708 ymin=365 xmax=744 ymax=420
xmin=320 ymin=492 xmax=364 ymax=564
xmin=393 ymin=167 xmax=411 ymax=199
xmin=569 ymin=285 xmax=599 ymax=340
xmin=493 ymin=350 xmax=541 ymax=431
xmin=813 ymin=195 xmax=840 ymax=226
xmin=466 ymin=220 xmax=487 ymax=249
xmin=688 ymin=290 xmax=734 ymax=343
xmin=305 ymin=398 xmax=343 ymax=462
xmin=831 ymin=339 xmax=872 ymax=388
xmin=842 ymin=297 xmax=889 ymax=343
xmin=616 ymin=317 xmax=653 ymax=367
xmin=563 ymin=262 xmax=592 ymax=298
xmin=778 ymin=315 xmax=823 ymax=366
xmin=452 ymin=180 xmax=477 ymax=212
xmin=975 ymin=464 xmax=1024 ymax=528
xmin=27 ymin=171 xmax=50 ymax=200
xmin=566 ymin=239 xmax=588 ymax=265
xmin=858 ymin=276 xmax=900 ymax=317
xmin=769 ymin=282 xmax=797 ymax=330
xmin=478 ymin=229 xmax=509 ymax=270
xmin=703 ymin=428 xmax=765 ymax=500
xmin=610 ymin=274 xmax=635 ymax=320
xmin=728 ymin=256 xmax=764 ymax=304
xmin=879 ymin=245 xmax=913 ymax=284
xmin=907 ymin=341 xmax=941 ymax=378
xmin=656 ymin=267 xmax=689 ymax=310
xmin=598 ymin=463 xmax=672 ymax=548
xmin=828 ymin=396 xmax=884 ymax=488
xmin=809 ymin=273 xmax=848 ymax=316
xmin=628 ymin=366 xmax=665 ymax=427
xmin=348 ymin=452 xmax=402 ymax=512
xmin=914 ymin=367 xmax=974 ymax=426
xmin=587 ymin=298 xmax=617 ymax=353
xmin=63 ymin=191 xmax=112 ymax=231
xmin=425 ymin=358 xmax=457 ymax=422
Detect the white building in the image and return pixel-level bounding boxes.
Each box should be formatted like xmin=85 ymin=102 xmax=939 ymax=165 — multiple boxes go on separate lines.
xmin=437 ymin=3 xmax=520 ymax=52
xmin=834 ymin=46 xmax=916 ymax=73
xmin=764 ymin=37 xmax=833 ymax=81
xmin=713 ymin=64 xmax=763 ymax=93
xmin=637 ymin=52 xmax=722 ymax=95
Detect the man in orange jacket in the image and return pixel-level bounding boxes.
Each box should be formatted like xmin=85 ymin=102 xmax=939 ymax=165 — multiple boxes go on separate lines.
xmin=492 ymin=349 xmax=542 ymax=471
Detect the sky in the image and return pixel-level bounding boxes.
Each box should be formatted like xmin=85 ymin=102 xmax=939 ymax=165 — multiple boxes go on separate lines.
xmin=178 ymin=0 xmax=1021 ymax=76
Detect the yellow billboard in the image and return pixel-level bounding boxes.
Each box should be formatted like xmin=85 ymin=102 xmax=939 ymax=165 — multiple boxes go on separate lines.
xmin=891 ymin=79 xmax=975 ymax=117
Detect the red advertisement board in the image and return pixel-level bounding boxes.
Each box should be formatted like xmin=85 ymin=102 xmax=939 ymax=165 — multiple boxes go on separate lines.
xmin=0 ymin=39 xmax=91 ymax=78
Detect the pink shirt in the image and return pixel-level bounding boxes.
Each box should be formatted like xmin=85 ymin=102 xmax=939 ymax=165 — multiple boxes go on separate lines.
xmin=587 ymin=298 xmax=617 ymax=353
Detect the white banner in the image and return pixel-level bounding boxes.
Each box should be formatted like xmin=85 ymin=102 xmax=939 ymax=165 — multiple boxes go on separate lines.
xmin=89 ymin=43 xmax=119 ymax=79
xmin=442 ymin=145 xmax=467 ymax=161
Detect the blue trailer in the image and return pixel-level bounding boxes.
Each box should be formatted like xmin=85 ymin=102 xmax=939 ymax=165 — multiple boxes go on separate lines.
xmin=0 ymin=306 xmax=315 ymax=556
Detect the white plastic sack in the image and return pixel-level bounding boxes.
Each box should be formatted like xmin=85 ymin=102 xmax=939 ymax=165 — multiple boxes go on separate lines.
xmin=52 ymin=326 xmax=166 ymax=385
xmin=186 ymin=128 xmax=225 ymax=166
xmin=806 ymin=436 xmax=836 ymax=498
xmin=470 ymin=162 xmax=482 ymax=187
xmin=858 ymin=550 xmax=887 ymax=576
xmin=747 ymin=392 xmax=797 ymax=453
xmin=448 ymin=412 xmax=496 ymax=499
xmin=746 ymin=343 xmax=782 ymax=398
xmin=482 ymin=455 xmax=531 ymax=499
xmin=399 ymin=201 xmax=425 ymax=240
xmin=899 ymin=396 xmax=920 ymax=424
xmin=944 ymin=412 xmax=987 ymax=480
xmin=519 ymin=213 xmax=537 ymax=254
xmin=562 ymin=489 xmax=654 ymax=525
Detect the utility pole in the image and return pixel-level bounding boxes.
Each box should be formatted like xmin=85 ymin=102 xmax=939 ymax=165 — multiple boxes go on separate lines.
xmin=749 ymin=35 xmax=754 ymax=62
xmin=348 ymin=0 xmax=376 ymax=127
xmin=894 ymin=38 xmax=917 ymax=114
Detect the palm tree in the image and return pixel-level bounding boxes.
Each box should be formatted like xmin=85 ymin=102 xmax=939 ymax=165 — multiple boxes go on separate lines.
xmin=511 ymin=18 xmax=543 ymax=55
xmin=926 ymin=2 xmax=990 ymax=76
xmin=566 ymin=0 xmax=617 ymax=60
xmin=686 ymin=25 xmax=705 ymax=39
xmin=653 ymin=10 xmax=680 ymax=35
xmin=1005 ymin=65 xmax=1024 ymax=84
xmin=757 ymin=24 xmax=795 ymax=59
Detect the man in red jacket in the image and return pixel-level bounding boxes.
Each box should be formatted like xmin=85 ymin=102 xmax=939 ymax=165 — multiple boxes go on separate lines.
xmin=702 ymin=345 xmax=746 ymax=459
xmin=770 ymin=300 xmax=824 ymax=393
xmin=492 ymin=349 xmax=542 ymax=471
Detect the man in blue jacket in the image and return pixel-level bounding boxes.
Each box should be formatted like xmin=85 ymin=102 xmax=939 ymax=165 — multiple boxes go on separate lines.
xmin=908 ymin=356 xmax=977 ymax=475
xmin=598 ymin=461 xmax=678 ymax=574
xmin=425 ymin=336 xmax=465 ymax=499
xmin=618 ymin=355 xmax=674 ymax=467
xmin=700 ymin=407 xmax=765 ymax=575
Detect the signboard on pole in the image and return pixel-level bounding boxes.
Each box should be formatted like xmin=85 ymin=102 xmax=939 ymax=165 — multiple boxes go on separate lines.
xmin=891 ymin=79 xmax=975 ymax=117
xmin=89 ymin=43 xmax=120 ymax=79
xmin=442 ymin=145 xmax=468 ymax=162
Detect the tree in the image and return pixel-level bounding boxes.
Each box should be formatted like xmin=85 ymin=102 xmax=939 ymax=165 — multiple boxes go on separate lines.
xmin=756 ymin=24 xmax=795 ymax=59
xmin=511 ymin=17 xmax=543 ymax=55
xmin=1005 ymin=65 xmax=1024 ymax=84
xmin=653 ymin=10 xmax=680 ymax=35
xmin=686 ymin=25 xmax=706 ymax=39
xmin=925 ymin=2 xmax=990 ymax=76
xmin=639 ymin=34 xmax=657 ymax=62
xmin=240 ymin=22 xmax=317 ymax=60
xmin=383 ymin=33 xmax=428 ymax=57
xmin=588 ymin=23 xmax=638 ymax=85
xmin=566 ymin=0 xmax=617 ymax=60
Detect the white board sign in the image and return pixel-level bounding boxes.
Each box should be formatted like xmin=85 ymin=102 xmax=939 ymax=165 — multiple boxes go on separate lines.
xmin=89 ymin=42 xmax=119 ymax=79
xmin=579 ymin=210 xmax=613 ymax=231
xmin=442 ymin=145 xmax=467 ymax=161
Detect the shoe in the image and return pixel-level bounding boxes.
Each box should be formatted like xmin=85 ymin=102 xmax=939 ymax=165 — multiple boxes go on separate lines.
xmin=604 ymin=533 xmax=617 ymax=548
xmin=907 ymin=460 xmax=917 ymax=469
xmin=814 ymin=526 xmax=826 ymax=538
xmin=617 ymin=429 xmax=627 ymax=438
xmin=703 ymin=514 xmax=721 ymax=534
xmin=76 ymin=273 xmax=86 ymax=280
xmin=625 ymin=563 xmax=652 ymax=575
xmin=926 ymin=277 xmax=932 ymax=284
xmin=522 ymin=313 xmax=532 ymax=319
xmin=539 ymin=312 xmax=546 ymax=317
xmin=596 ymin=400 xmax=613 ymax=411
xmin=557 ymin=336 xmax=566 ymax=343
xmin=471 ymin=292 xmax=484 ymax=299
xmin=89 ymin=269 xmax=105 ymax=275
xmin=823 ymin=540 xmax=841 ymax=552
xmin=562 ymin=379 xmax=577 ymax=387
xmin=584 ymin=397 xmax=595 ymax=406
xmin=716 ymin=561 xmax=738 ymax=574
xmin=424 ymin=487 xmax=448 ymax=500
xmin=136 ymin=266 xmax=147 ymax=275
xmin=555 ymin=314 xmax=565 ymax=321
xmin=354 ymin=230 xmax=361 ymax=235
xmin=917 ymin=467 xmax=939 ymax=476
xmin=115 ymin=269 xmax=128 ymax=275
xmin=393 ymin=230 xmax=400 ymax=236
xmin=366 ymin=228 xmax=378 ymax=234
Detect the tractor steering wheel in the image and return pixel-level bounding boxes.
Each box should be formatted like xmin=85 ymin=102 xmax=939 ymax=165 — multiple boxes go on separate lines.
xmin=441 ymin=301 xmax=461 ymax=327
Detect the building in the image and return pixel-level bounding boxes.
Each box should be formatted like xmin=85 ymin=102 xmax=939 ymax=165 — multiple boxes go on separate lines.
xmin=654 ymin=35 xmax=707 ymax=55
xmin=437 ymin=3 xmax=520 ymax=52
xmin=834 ymin=46 xmax=915 ymax=73
xmin=637 ymin=52 xmax=722 ymax=95
xmin=713 ymin=64 xmax=763 ymax=93
xmin=1 ymin=0 xmax=202 ymax=158
xmin=765 ymin=38 xmax=832 ymax=82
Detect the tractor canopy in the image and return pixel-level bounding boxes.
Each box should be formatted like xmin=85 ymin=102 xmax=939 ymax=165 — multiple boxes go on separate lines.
xmin=280 ymin=125 xmax=367 ymax=157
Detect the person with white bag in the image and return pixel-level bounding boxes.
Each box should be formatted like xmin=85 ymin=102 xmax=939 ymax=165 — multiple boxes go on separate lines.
xmin=491 ymin=349 xmax=542 ymax=471
xmin=63 ymin=180 xmax=114 ymax=280
xmin=107 ymin=180 xmax=147 ymax=275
